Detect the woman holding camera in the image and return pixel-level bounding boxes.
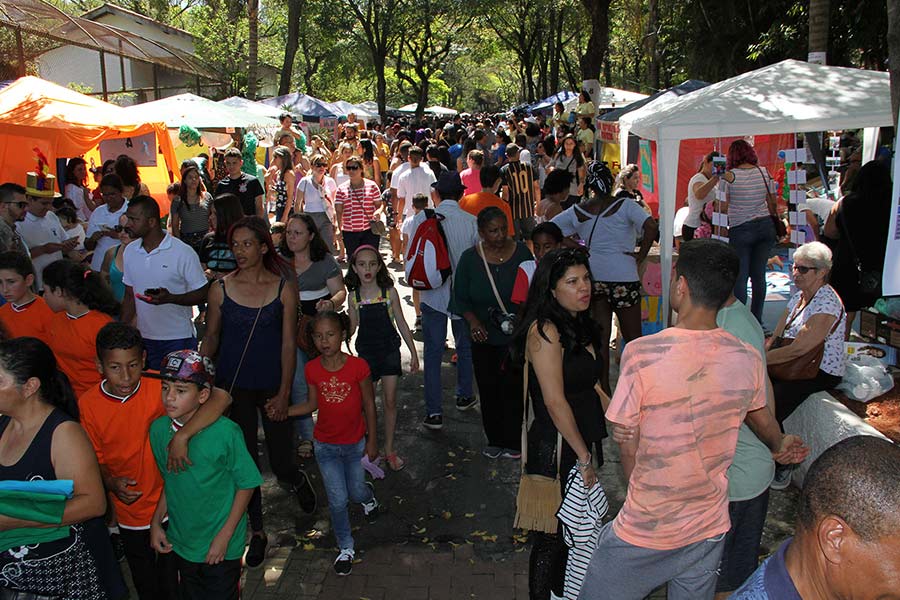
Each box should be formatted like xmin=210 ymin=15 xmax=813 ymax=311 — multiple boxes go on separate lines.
xmin=454 ymin=206 xmax=533 ymax=460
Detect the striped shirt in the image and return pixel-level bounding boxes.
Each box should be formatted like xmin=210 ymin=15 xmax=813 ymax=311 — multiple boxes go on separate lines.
xmin=335 ymin=179 xmax=381 ymax=232
xmin=726 ymin=167 xmax=772 ymax=227
xmin=500 ymin=160 xmax=538 ymax=220
xmin=557 ymin=466 xmax=609 ymax=600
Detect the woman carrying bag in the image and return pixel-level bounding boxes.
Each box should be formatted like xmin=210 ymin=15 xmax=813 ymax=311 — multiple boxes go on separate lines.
xmin=511 ymin=249 xmax=609 ymax=600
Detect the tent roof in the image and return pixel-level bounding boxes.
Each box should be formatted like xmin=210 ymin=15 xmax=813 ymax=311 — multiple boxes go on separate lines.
xmin=124 ymin=93 xmax=278 ymax=130
xmin=629 ymin=60 xmax=892 ymax=141
xmin=219 ymin=96 xmax=285 ymax=120
xmin=330 ymin=100 xmax=378 ymax=120
xmin=425 ymin=105 xmax=458 ymax=116
xmin=260 ymin=93 xmax=339 ymax=118
xmin=357 ymin=100 xmax=397 ymax=114
xmin=529 ymin=91 xmax=577 ymax=112
xmin=599 ymin=80 xmax=708 ymax=122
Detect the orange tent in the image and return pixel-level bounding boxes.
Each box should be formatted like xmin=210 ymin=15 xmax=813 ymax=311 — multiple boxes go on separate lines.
xmin=0 ymin=76 xmax=177 ymax=214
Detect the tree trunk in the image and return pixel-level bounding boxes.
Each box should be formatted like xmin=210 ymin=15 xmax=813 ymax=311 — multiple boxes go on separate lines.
xmin=645 ymin=0 xmax=659 ymax=90
xmin=808 ymin=0 xmax=830 ymax=63
xmin=550 ymin=10 xmax=563 ymax=94
xmin=375 ymin=54 xmax=388 ymax=123
xmin=279 ymin=0 xmax=302 ymax=96
xmin=889 ymin=0 xmax=900 ymax=128
xmin=247 ymin=0 xmax=259 ymax=98
xmin=578 ymin=0 xmax=611 ymax=80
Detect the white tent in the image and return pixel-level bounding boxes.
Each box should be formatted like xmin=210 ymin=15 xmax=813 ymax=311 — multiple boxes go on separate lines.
xmin=218 ymin=96 xmax=286 ymax=120
xmin=329 ymin=100 xmax=378 ymax=121
xmin=124 ymin=93 xmax=279 ymax=131
xmin=626 ymin=59 xmax=892 ymax=322
xmin=563 ymin=87 xmax=647 ymax=113
xmin=357 ymin=100 xmax=398 ymax=114
xmin=425 ymin=105 xmax=458 ymax=117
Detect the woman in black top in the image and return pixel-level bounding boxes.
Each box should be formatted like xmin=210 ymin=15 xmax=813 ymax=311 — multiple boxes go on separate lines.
xmin=0 ymin=338 xmax=112 ymax=599
xmin=511 ymin=249 xmax=608 ymax=600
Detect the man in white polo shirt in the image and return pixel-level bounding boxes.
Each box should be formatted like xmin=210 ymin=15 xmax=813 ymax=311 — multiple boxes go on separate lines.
xmin=17 ymin=179 xmax=79 ymax=291
xmin=120 ymin=195 xmax=208 ymax=370
xmin=395 ymin=145 xmax=436 ymax=223
xmin=84 ymin=174 xmax=129 ymax=271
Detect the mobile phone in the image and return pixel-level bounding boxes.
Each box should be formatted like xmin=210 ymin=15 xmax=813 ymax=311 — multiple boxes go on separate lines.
xmin=712 ymin=156 xmax=727 ymax=177
xmin=135 ymin=293 xmax=153 ymax=303
xmin=144 ymin=288 xmax=161 ymax=296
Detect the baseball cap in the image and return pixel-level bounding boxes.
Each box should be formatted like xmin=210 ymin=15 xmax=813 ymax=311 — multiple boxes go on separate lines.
xmin=159 ymin=350 xmax=215 ymax=389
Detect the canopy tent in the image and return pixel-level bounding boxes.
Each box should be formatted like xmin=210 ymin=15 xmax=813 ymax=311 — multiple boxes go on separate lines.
xmin=219 ymin=96 xmax=286 ymax=120
xmin=357 ymin=100 xmax=398 ymax=114
xmin=425 ymin=105 xmax=458 ymax=117
xmin=0 ymin=76 xmax=177 ymax=210
xmin=528 ymin=90 xmax=578 ymax=112
xmin=397 ymin=103 xmax=419 ymax=113
xmin=330 ymin=100 xmax=378 ymax=121
xmin=124 ymin=94 xmax=278 ymax=131
xmin=626 ymin=59 xmax=893 ymax=323
xmin=260 ymin=93 xmax=340 ymax=119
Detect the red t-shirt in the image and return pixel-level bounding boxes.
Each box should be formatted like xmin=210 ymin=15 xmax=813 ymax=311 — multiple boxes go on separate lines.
xmin=0 ymin=296 xmax=53 ymax=343
xmin=305 ymin=355 xmax=370 ymax=444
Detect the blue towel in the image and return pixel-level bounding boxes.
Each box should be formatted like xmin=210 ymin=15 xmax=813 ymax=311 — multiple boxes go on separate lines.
xmin=0 ymin=479 xmax=74 ymax=499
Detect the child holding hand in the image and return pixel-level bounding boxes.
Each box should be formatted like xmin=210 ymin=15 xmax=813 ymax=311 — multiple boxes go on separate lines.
xmin=283 ymin=311 xmax=380 ymax=576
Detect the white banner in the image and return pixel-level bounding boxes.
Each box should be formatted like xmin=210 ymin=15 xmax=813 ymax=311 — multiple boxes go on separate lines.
xmin=885 ymin=118 xmax=900 ymax=296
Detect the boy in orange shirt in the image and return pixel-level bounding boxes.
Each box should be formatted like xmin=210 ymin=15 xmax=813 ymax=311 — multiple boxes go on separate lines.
xmin=0 ymin=251 xmax=52 ymax=342
xmin=579 ymin=240 xmax=806 ymax=600
xmin=79 ymin=322 xmax=232 ymax=600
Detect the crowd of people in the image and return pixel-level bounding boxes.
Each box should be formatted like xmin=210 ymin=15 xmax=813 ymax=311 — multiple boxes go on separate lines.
xmin=0 ymin=98 xmax=896 ymax=600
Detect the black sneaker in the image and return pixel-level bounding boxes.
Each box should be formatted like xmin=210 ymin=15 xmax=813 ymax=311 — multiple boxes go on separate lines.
xmin=362 ymin=482 xmax=380 ymax=523
xmin=455 ymin=395 xmax=477 ymax=411
xmin=293 ymin=470 xmax=317 ymax=514
xmin=333 ymin=549 xmax=354 ymax=576
xmin=423 ymin=414 xmax=443 ymax=430
xmin=414 ymin=316 xmax=422 ymax=331
xmin=245 ymin=533 xmax=267 ymax=569
xmin=110 ymin=532 xmax=125 ymax=562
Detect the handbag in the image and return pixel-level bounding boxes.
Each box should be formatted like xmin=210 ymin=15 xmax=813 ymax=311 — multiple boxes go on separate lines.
xmin=513 ymin=356 xmax=563 ymax=534
xmin=478 ymin=242 xmax=517 ymax=334
xmin=768 ymin=293 xmax=844 ymax=381
xmin=837 ymin=202 xmax=882 ymax=297
xmin=755 ymin=166 xmax=786 ymax=238
xmin=296 ymin=310 xmax=318 ymax=357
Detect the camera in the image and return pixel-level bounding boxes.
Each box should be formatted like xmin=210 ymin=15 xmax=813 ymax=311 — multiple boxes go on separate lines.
xmin=488 ymin=307 xmax=516 ymax=336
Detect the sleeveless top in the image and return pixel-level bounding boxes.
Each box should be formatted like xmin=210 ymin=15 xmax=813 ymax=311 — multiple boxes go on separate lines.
xmin=0 ymin=409 xmax=106 ymax=600
xmin=528 ymin=341 xmax=607 ymax=446
xmin=272 ymin=176 xmax=288 ymax=215
xmin=109 ymin=246 xmax=125 ymax=302
xmin=352 ymin=288 xmax=400 ymax=355
xmin=215 ymin=278 xmax=286 ymax=391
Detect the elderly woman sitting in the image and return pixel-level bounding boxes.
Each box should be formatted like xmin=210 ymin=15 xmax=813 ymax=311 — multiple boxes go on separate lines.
xmin=766 ymin=242 xmax=846 ymax=487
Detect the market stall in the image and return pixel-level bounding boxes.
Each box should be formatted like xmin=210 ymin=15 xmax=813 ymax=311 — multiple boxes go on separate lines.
xmin=0 ymin=76 xmax=178 ymax=210
xmin=626 ymin=59 xmax=893 ymax=322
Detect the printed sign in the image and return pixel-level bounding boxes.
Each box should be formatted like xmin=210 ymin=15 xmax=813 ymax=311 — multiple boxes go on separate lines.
xmin=639 ymin=139 xmax=654 ymax=193
xmin=99 ymin=132 xmax=158 ymax=167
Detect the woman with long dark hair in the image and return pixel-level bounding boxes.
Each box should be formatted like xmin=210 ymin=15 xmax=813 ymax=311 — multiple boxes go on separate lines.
xmin=0 ymin=337 xmax=110 ymax=599
xmin=511 ymin=249 xmax=608 ymax=599
xmin=550 ymin=135 xmax=585 ymax=209
xmin=683 ymin=152 xmax=721 ymax=241
xmin=201 ymin=216 xmax=315 ymax=568
xmin=267 ymin=146 xmax=296 ymax=221
xmin=65 ymin=157 xmax=96 ymax=220
xmin=170 ymin=163 xmax=212 ymax=254
xmin=281 ymin=212 xmax=347 ymax=458
xmin=359 ymin=139 xmax=382 ymax=188
xmin=42 ymin=259 xmax=119 ymax=398
xmin=113 ymin=155 xmax=149 ymax=200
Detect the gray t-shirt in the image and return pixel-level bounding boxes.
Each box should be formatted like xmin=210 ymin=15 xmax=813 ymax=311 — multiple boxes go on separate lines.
xmin=0 ymin=219 xmax=28 ymax=256
xmin=297 ymin=255 xmax=341 ymax=315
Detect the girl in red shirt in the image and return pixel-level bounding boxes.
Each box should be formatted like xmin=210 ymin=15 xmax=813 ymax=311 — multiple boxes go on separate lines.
xmin=42 ymin=259 xmax=118 ymax=399
xmin=283 ymin=311 xmax=379 ymax=576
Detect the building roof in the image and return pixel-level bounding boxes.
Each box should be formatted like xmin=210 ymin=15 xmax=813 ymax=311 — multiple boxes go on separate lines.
xmin=0 ymin=0 xmax=215 ymax=79
xmin=80 ymin=2 xmax=193 ymax=39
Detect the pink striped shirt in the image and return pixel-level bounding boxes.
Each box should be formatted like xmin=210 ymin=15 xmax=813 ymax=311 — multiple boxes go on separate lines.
xmin=335 ymin=179 xmax=380 ymax=232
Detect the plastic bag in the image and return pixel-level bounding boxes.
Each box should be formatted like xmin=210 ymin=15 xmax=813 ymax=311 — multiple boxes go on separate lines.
xmin=837 ymin=355 xmax=895 ymax=402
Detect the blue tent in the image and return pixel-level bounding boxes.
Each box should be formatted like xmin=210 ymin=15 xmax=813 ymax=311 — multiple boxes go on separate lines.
xmin=598 ymin=80 xmax=708 ymax=122
xmin=259 ymin=93 xmax=340 ymax=119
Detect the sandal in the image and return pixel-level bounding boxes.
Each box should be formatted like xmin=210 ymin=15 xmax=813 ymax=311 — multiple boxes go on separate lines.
xmin=297 ymin=440 xmax=314 ymax=459
xmin=386 ymin=453 xmax=405 ymax=471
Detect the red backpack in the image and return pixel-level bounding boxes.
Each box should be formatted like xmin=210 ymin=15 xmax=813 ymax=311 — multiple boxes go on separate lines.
xmin=405 ymin=209 xmax=452 ymax=290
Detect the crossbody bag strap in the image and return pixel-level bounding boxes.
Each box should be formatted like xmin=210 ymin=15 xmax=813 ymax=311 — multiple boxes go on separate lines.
xmin=521 ymin=352 xmax=562 ymax=480
xmin=478 ymin=241 xmax=509 ymax=314
xmin=226 ymin=279 xmax=268 ymax=394
xmin=585 ymin=198 xmax=627 ymax=248
xmin=755 ymin=166 xmax=777 ymax=217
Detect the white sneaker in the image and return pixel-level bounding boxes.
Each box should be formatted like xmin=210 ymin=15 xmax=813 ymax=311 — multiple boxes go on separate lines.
xmin=333 ymin=548 xmax=354 ymax=576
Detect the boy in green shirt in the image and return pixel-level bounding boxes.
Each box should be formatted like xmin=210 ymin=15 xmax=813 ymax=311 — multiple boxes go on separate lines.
xmin=149 ymin=350 xmax=263 ymax=599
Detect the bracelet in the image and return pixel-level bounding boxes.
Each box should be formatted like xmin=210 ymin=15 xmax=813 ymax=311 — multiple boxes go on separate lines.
xmin=575 ymin=454 xmax=592 ymax=469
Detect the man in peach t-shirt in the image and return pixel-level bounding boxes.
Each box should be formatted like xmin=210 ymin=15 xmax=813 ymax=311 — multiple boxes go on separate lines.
xmin=578 ymin=240 xmax=805 ymax=600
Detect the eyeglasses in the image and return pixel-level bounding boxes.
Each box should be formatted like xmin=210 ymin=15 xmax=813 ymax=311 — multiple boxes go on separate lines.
xmin=792 ymin=264 xmax=818 ymax=274
xmin=345 ymin=165 xmax=361 ymax=171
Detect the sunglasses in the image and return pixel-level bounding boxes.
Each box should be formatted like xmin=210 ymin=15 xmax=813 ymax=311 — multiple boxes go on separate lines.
xmin=346 ymin=165 xmax=361 ymax=171
xmin=313 ymin=163 xmax=327 ymax=168
xmin=792 ymin=264 xmax=817 ymax=274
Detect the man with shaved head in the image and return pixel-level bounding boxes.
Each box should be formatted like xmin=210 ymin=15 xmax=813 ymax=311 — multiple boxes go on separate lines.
xmin=732 ymin=435 xmax=900 ymax=598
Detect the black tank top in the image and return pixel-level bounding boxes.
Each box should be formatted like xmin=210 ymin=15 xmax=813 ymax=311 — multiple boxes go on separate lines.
xmin=0 ymin=408 xmax=70 ymax=482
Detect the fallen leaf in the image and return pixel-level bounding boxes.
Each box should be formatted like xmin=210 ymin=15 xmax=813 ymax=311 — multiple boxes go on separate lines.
xmin=415 ymin=527 xmax=427 ymax=534
xmin=445 ymin=463 xmax=455 ymax=468
xmin=448 ymin=451 xmax=457 ymax=458
xmin=464 ymin=513 xmax=475 ymax=518
xmin=302 ymin=543 xmax=315 ymax=551
xmin=442 ymin=511 xmax=452 ymax=520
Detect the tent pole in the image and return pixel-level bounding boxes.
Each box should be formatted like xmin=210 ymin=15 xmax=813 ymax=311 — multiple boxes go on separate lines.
xmin=14 ymin=28 xmax=26 ymax=77
xmin=153 ymin=65 xmax=160 ymax=100
xmin=99 ymin=49 xmax=109 ymax=101
xmin=118 ymin=41 xmax=127 ymax=91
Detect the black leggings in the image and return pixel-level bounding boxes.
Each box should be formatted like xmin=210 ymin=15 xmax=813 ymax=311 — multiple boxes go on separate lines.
xmin=772 ymin=369 xmax=843 ymax=425
xmin=229 ymin=387 xmax=302 ymax=532
xmin=472 ymin=343 xmax=522 ymax=450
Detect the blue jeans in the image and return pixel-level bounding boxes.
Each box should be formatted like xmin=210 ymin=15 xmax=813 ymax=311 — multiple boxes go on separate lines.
xmin=144 ymin=337 xmax=197 ymax=372
xmin=421 ymin=303 xmax=474 ymax=416
xmin=729 ymin=217 xmax=776 ymax=322
xmin=313 ymin=438 xmax=374 ymax=551
xmin=290 ymin=348 xmax=315 ymax=441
